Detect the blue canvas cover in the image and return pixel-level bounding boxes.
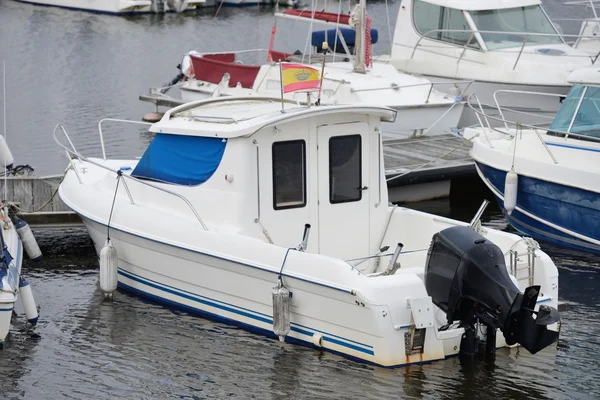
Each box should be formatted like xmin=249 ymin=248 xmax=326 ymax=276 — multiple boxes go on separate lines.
xmin=132 ymin=134 xmax=227 ymax=186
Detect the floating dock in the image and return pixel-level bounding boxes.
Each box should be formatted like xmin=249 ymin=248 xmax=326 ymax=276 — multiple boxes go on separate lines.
xmin=383 ymin=134 xmax=475 ymax=203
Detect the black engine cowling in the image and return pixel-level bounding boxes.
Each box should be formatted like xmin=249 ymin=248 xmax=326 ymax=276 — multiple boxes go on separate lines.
xmin=424 ymin=226 xmax=560 ymax=355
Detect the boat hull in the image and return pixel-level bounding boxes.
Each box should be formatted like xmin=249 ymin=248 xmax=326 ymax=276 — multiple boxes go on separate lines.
xmin=80 ymin=215 xmax=462 ymax=367
xmin=476 ymin=162 xmax=600 ymax=253
xmin=0 ymin=238 xmax=23 ymax=345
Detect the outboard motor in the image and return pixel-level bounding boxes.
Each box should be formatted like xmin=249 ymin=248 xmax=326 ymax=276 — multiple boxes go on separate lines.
xmin=424 ymin=226 xmax=560 ymax=356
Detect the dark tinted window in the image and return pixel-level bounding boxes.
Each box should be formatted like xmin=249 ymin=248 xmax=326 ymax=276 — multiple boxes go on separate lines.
xmin=329 ymin=135 xmax=362 ymax=204
xmin=272 ymin=140 xmax=306 ymax=210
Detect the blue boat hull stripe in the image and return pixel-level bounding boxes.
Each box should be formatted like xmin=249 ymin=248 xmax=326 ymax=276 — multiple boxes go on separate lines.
xmin=546 ymin=142 xmax=600 ymax=153
xmin=118 ymin=269 xmax=375 ymax=355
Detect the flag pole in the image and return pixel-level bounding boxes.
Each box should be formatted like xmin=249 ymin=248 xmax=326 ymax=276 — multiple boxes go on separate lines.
xmin=279 ymin=60 xmax=285 ymax=113
xmin=316 ymin=41 xmax=329 ymax=106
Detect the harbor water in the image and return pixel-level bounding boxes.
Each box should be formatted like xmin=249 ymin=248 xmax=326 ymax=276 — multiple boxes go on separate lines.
xmin=0 ymin=0 xmax=599 ymax=398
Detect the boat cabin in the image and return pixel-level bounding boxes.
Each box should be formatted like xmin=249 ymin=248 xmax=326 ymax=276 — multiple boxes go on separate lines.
xmin=391 ymin=0 xmax=593 ymax=83
xmin=133 ymin=97 xmax=396 ymax=261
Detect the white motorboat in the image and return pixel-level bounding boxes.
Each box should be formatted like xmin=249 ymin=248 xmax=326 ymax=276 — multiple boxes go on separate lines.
xmin=15 ymin=0 xmax=205 ymax=14
xmin=467 ymin=66 xmax=600 ymax=254
xmin=154 ymin=4 xmax=468 ymax=139
xmin=56 ymin=96 xmax=560 ymax=367
xmin=390 ymin=0 xmax=599 ymax=126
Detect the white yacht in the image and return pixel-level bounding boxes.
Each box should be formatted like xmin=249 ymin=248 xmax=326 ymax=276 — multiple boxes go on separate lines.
xmin=391 ymin=0 xmax=599 ymax=125
xmin=152 ymin=4 xmax=468 ymax=138
xmin=56 ymin=97 xmax=560 ymax=367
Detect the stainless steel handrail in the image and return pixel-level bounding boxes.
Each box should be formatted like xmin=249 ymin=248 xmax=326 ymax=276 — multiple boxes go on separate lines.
xmin=53 ymin=124 xmax=209 ymax=231
xmin=350 ymin=79 xmax=474 ymax=100
xmin=98 ymin=118 xmax=153 ymax=160
xmin=492 ymin=90 xmax=564 ymax=130
xmin=409 ymin=29 xmax=600 ymax=68
xmin=464 ymin=93 xmax=590 ymax=164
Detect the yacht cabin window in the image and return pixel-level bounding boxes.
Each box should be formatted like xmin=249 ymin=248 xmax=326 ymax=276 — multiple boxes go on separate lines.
xmin=549 ymin=85 xmax=600 ymax=139
xmin=469 ymin=6 xmax=562 ymax=50
xmin=413 ymin=1 xmax=561 ymax=51
xmin=272 ymin=140 xmax=306 ymax=210
xmin=329 ymin=135 xmax=362 ymax=204
xmin=413 ymin=0 xmax=480 ymax=49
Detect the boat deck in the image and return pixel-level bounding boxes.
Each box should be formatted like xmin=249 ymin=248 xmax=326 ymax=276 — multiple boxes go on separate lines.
xmin=383 ymin=133 xmax=475 ymax=187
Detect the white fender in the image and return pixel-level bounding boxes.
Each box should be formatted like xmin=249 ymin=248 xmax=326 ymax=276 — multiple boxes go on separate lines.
xmin=15 ymin=218 xmax=42 ymax=262
xmin=99 ymin=239 xmax=118 ymax=298
xmin=19 ymin=278 xmax=38 ymax=326
xmin=504 ymin=169 xmax=518 ymax=216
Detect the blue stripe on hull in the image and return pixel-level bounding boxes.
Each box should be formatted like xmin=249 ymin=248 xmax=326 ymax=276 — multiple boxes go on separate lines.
xmin=117 ymin=268 xmax=375 ymax=356
xmin=476 ymin=162 xmax=600 ymax=253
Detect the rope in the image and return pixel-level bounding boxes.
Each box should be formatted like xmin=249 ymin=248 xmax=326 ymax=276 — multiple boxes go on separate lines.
xmin=106 ymin=171 xmax=122 ymax=241
xmin=365 ymin=16 xmax=372 ymax=68
xmin=5 ymin=170 xmax=67 ymax=214
xmin=386 ymin=135 xmax=477 ymax=183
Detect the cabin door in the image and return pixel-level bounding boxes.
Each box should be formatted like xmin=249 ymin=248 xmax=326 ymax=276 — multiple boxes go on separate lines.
xmin=317 ymin=122 xmax=370 ymax=259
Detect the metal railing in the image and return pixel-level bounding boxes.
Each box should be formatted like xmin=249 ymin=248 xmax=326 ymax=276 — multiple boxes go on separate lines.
xmin=409 ymin=29 xmax=600 ymax=69
xmin=98 ymin=118 xmax=153 ymax=160
xmin=53 ymin=124 xmax=209 ymax=231
xmin=349 ymin=79 xmax=474 ymax=103
xmin=466 ymin=91 xmax=565 ymax=164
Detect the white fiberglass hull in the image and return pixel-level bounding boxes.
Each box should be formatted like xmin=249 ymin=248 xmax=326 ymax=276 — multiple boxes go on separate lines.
xmin=80 ymin=214 xmax=465 ymax=367
xmin=15 ymin=0 xmax=202 ymax=14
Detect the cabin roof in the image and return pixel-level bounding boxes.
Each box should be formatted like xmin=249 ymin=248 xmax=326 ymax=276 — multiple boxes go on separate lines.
xmin=567 ymin=67 xmax=600 ymax=87
xmin=417 ymin=0 xmax=540 ymax=10
xmin=149 ymin=97 xmax=397 ymax=138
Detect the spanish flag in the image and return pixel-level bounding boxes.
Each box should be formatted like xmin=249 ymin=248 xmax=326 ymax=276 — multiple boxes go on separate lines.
xmin=281 ymin=63 xmax=321 ymax=94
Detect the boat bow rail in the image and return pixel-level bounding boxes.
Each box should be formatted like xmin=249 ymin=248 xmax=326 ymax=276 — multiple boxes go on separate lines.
xmin=53 ymin=123 xmax=210 ymax=231
xmin=465 ymin=91 xmax=566 ymax=164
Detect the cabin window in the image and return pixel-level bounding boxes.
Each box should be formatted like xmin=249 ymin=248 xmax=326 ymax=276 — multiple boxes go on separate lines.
xmin=329 ymin=135 xmax=362 ymax=204
xmin=272 ymin=140 xmax=306 ymax=210
xmin=413 ymin=0 xmax=480 ymax=49
xmin=469 ymin=6 xmax=561 ymax=50
xmin=549 ymin=85 xmax=586 ymax=134
xmin=550 ymin=85 xmax=600 ymax=139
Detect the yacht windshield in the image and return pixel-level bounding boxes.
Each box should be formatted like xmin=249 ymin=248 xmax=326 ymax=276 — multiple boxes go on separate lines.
xmin=549 ymin=85 xmax=600 ymax=138
xmin=469 ymin=6 xmax=562 ymax=50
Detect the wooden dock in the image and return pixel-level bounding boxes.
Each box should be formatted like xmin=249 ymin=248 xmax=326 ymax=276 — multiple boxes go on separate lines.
xmin=383 ymin=133 xmax=474 ymax=186
xmin=0 ymin=175 xmax=82 ymax=228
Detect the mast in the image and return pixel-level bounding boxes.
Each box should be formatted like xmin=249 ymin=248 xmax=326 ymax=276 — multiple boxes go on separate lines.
xmin=353 ymin=0 xmax=367 ymax=73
